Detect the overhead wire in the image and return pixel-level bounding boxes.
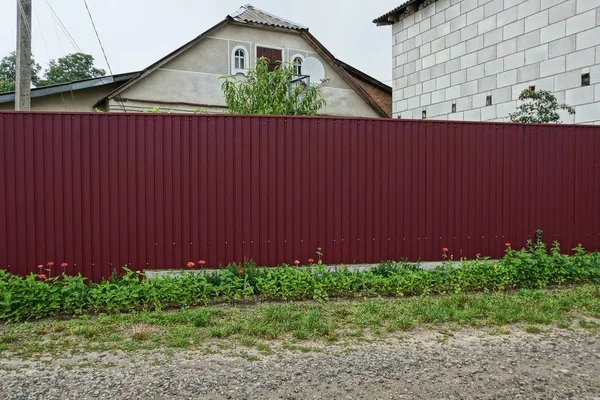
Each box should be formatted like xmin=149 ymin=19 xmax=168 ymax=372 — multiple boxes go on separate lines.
xmin=82 ymin=0 xmax=111 ymax=76
xmin=44 ymin=0 xmax=70 ymax=106
xmin=33 ymin=4 xmax=50 ymax=59
xmin=81 ymin=0 xmax=127 ymax=112
xmin=48 ymin=0 xmax=65 ymax=55
xmin=33 ymin=1 xmax=68 ymax=107
xmin=40 ymin=0 xmax=82 ymax=53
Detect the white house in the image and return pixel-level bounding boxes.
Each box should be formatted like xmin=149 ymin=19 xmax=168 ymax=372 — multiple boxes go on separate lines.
xmin=1 ymin=5 xmax=391 ymax=118
xmin=375 ymin=0 xmax=600 ymax=124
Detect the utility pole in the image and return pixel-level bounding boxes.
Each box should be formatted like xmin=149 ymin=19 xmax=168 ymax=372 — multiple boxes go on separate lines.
xmin=15 ymin=0 xmax=32 ymax=111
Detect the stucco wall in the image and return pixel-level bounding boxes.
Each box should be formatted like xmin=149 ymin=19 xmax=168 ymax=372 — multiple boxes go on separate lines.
xmin=106 ymin=98 xmax=225 ymax=113
xmin=0 ymin=83 xmax=122 ymax=112
xmin=118 ymin=23 xmax=378 ymax=117
xmin=390 ymin=0 xmax=600 ymax=124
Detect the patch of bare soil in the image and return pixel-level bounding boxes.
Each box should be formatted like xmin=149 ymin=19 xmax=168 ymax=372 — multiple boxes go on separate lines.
xmin=1 ymin=327 xmax=599 ymax=400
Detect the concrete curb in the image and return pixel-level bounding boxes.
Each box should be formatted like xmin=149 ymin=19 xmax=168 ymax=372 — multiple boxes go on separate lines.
xmin=143 ymin=260 xmax=499 ymax=279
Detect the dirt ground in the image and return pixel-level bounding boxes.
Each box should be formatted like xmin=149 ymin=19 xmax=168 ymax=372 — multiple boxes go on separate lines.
xmin=1 ymin=326 xmax=599 ymax=400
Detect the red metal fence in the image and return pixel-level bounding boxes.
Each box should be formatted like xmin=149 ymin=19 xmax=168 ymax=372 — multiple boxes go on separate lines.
xmin=1 ymin=112 xmax=599 ymax=281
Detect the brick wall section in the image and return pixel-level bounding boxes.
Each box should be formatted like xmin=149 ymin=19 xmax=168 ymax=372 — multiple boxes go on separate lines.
xmin=391 ymin=0 xmax=600 ymax=124
xmin=350 ymin=77 xmax=393 ymax=117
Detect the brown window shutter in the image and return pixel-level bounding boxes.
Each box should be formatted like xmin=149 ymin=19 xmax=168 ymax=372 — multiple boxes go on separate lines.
xmin=256 ymin=47 xmax=282 ymax=72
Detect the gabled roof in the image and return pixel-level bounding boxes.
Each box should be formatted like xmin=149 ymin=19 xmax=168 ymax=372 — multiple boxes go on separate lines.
xmin=229 ymin=4 xmax=308 ymax=31
xmin=97 ymin=4 xmax=391 ymax=117
xmin=373 ymin=0 xmax=421 ymax=25
xmin=301 ymin=32 xmax=391 ymax=117
xmin=0 ymin=71 xmax=140 ymax=104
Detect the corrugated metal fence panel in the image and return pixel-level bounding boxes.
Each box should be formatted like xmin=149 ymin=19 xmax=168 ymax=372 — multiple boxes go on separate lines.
xmin=1 ymin=112 xmax=599 ymax=281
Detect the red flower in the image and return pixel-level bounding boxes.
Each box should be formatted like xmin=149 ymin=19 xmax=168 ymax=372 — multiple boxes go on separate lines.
xmin=505 ymin=243 xmax=511 ymax=247
xmin=46 ymin=262 xmax=55 ymax=267
xmin=37 ymin=274 xmax=47 ymax=279
xmin=198 ymin=260 xmax=206 ymax=266
xmin=186 ymin=261 xmax=195 ymax=268
xmin=308 ymin=258 xmax=315 ymax=264
xmin=294 ymin=260 xmax=300 ymax=265
xmin=442 ymin=247 xmax=449 ymax=252
xmin=237 ymin=269 xmax=244 ymax=274
xmin=37 ymin=264 xmax=44 ymax=269
xmin=60 ymin=262 xmax=68 ymax=268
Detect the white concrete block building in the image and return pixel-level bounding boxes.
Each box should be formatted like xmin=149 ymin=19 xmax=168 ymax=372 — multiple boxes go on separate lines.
xmin=375 ymin=0 xmax=600 ymax=124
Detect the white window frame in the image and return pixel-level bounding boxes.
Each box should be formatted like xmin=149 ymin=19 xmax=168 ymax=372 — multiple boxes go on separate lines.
xmin=290 ymin=54 xmax=305 ymax=76
xmin=231 ymin=45 xmax=249 ymax=76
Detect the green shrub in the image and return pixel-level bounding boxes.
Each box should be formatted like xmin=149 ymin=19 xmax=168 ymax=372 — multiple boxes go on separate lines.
xmin=1 ymin=239 xmax=599 ymax=322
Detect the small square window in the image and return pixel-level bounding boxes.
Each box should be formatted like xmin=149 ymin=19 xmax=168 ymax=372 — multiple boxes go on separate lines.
xmin=529 ymin=85 xmax=535 ymax=92
xmin=582 ymin=73 xmax=590 ymax=86
xmin=422 ymin=110 xmax=427 ymax=119
xmin=451 ymin=103 xmax=457 ymax=113
xmin=486 ymin=95 xmax=493 ymax=106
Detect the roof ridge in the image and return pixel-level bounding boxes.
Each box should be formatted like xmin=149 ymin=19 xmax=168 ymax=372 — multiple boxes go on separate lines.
xmin=247 ymin=4 xmax=308 ymax=30
xmin=229 ymin=4 xmax=308 ymax=30
xmin=229 ymin=4 xmax=250 ymax=19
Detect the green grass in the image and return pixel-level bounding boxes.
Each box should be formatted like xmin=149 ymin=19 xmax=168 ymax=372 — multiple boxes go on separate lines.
xmin=1 ymin=285 xmax=599 ymax=358
xmin=524 ymin=325 xmax=544 ymax=334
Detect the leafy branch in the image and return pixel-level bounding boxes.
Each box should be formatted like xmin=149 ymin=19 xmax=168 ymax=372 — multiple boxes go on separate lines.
xmin=509 ymin=89 xmax=575 ymax=124
xmin=221 ymin=57 xmax=326 ymax=116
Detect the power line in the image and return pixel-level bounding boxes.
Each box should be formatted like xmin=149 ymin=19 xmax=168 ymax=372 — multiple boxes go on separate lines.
xmin=34 ymin=0 xmax=75 ymax=107
xmin=33 ymin=4 xmax=49 ymax=58
xmin=40 ymin=0 xmax=82 ymax=53
xmin=81 ymin=0 xmax=127 ymax=112
xmin=48 ymin=0 xmax=65 ymax=55
xmin=82 ymin=0 xmax=112 ymax=76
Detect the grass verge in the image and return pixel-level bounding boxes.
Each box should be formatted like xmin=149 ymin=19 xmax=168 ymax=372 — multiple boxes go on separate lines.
xmin=1 ymin=285 xmax=599 ymax=358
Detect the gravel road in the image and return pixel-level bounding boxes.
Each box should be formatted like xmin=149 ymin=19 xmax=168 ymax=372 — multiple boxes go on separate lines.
xmin=1 ymin=327 xmax=599 ymax=400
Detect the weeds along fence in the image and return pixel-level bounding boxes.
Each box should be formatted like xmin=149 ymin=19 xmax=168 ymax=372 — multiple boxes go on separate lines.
xmin=1 ymin=111 xmax=599 ymax=281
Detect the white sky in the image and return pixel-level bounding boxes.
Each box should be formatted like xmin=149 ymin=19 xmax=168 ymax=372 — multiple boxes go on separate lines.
xmin=1 ymin=0 xmax=400 ymax=84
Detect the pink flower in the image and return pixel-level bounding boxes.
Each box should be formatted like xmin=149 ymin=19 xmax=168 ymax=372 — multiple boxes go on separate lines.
xmin=60 ymin=262 xmax=68 ymax=268
xmin=442 ymin=247 xmax=449 ymax=253
xmin=198 ymin=260 xmax=206 ymax=266
xmin=46 ymin=262 xmax=55 ymax=267
xmin=37 ymin=264 xmax=44 ymax=269
xmin=294 ymin=260 xmax=300 ymax=265
xmin=505 ymin=243 xmax=511 ymax=247
xmin=37 ymin=274 xmax=47 ymax=279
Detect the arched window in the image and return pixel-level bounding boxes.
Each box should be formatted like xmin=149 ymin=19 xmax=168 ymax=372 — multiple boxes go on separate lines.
xmin=231 ymin=46 xmax=248 ymax=75
xmin=235 ymin=49 xmax=245 ymax=70
xmin=291 ymin=54 xmax=305 ymax=76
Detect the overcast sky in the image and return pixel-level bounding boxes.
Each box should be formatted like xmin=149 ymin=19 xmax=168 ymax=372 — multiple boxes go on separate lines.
xmin=1 ymin=0 xmax=400 ymax=85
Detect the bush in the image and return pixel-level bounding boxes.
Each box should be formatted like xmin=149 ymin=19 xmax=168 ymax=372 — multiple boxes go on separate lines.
xmin=1 ymin=239 xmax=599 ymax=322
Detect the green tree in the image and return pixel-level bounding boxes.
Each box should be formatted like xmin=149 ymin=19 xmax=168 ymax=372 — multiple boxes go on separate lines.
xmin=0 ymin=80 xmax=12 ymax=93
xmin=0 ymin=51 xmax=42 ymax=92
xmin=509 ymin=89 xmax=575 ymax=124
xmin=221 ymin=57 xmax=326 ymax=115
xmin=40 ymin=53 xmax=106 ymax=86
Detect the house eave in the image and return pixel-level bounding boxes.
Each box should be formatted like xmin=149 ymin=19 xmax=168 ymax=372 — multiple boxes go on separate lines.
xmin=0 ymin=72 xmax=140 ymax=104
xmin=373 ymin=0 xmax=424 ymax=25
